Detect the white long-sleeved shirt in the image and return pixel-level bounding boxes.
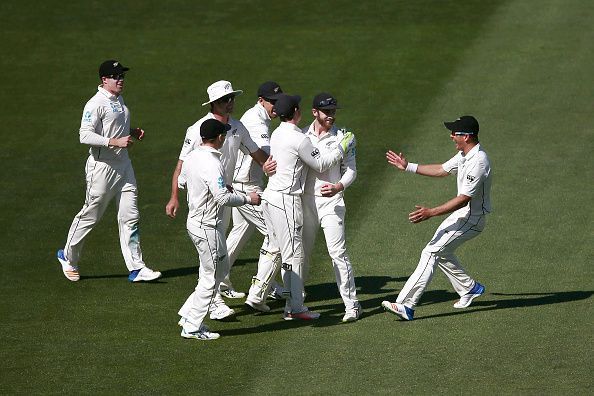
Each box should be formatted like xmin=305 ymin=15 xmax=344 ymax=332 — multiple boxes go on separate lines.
xmin=182 ymin=145 xmax=248 ymax=231
xmin=179 ymin=113 xmax=259 ymax=185
xmin=265 ymin=122 xmax=343 ymax=196
xmin=79 ymin=86 xmax=130 ymax=162
xmin=233 ymin=103 xmax=271 ymax=190
xmin=303 ymin=123 xmax=357 ymax=197
xmin=442 ymin=143 xmax=492 ymax=218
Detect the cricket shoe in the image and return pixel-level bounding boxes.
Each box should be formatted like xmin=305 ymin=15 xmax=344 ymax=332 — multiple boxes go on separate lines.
xmin=57 ymin=249 xmax=80 ymax=282
xmin=220 ymin=288 xmax=246 ymax=299
xmin=181 ymin=324 xmax=220 ymax=341
xmin=453 ymin=282 xmax=485 ymax=308
xmin=283 ymin=310 xmax=320 ymax=321
xmin=245 ymin=299 xmax=271 ymax=312
xmin=342 ymin=303 xmax=362 ymax=322
xmin=382 ymin=301 xmax=414 ymax=321
xmin=209 ymin=305 xmax=235 ymax=320
xmin=128 ymin=267 xmax=162 ymax=282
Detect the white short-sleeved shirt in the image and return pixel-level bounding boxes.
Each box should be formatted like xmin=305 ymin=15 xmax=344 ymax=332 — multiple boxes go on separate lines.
xmin=264 ymin=122 xmax=342 ymax=196
xmin=182 ymin=145 xmax=247 ymax=231
xmin=234 ymin=103 xmax=271 ymax=189
xmin=179 ymin=113 xmax=259 ymax=185
xmin=80 ymin=86 xmax=130 ymax=162
xmin=442 ymin=144 xmax=492 ymax=217
xmin=302 ymin=123 xmax=357 ymax=197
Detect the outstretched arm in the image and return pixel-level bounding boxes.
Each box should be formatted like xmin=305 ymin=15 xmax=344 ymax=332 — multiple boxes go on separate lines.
xmin=386 ymin=150 xmax=448 ymax=177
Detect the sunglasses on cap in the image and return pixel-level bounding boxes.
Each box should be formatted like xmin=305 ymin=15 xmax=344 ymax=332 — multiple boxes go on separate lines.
xmin=316 ymin=97 xmax=337 ymax=107
xmin=451 ymin=131 xmax=476 ymax=136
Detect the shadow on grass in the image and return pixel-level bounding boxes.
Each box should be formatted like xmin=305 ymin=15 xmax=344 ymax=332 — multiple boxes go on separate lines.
xmin=415 ymin=290 xmax=594 ymax=321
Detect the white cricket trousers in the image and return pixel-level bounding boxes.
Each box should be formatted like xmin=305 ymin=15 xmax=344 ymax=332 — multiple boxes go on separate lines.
xmin=302 ymin=194 xmax=358 ymax=311
xmin=178 ymin=226 xmax=230 ymax=331
xmin=397 ymin=214 xmax=486 ymax=308
xmin=223 ymin=184 xmax=280 ymax=292
xmin=260 ymin=190 xmax=306 ymax=313
xmin=63 ymin=156 xmax=145 ymax=271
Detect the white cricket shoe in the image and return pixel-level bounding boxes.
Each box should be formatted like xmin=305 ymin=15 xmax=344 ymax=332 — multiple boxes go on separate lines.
xmin=283 ymin=309 xmax=320 ymax=321
xmin=342 ymin=304 xmax=362 ymax=322
xmin=382 ymin=301 xmax=414 ymax=321
xmin=453 ymin=282 xmax=485 ymax=308
xmin=57 ymin=249 xmax=80 ymax=282
xmin=181 ymin=325 xmax=220 ymax=341
xmin=209 ymin=305 xmax=235 ymax=320
xmin=129 ymin=267 xmax=162 ymax=282
xmin=220 ymin=288 xmax=246 ymax=299
xmin=245 ymin=299 xmax=271 ymax=312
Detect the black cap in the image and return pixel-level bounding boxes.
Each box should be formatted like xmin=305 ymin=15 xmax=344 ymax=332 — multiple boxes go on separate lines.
xmin=444 ymin=115 xmax=479 ymax=134
xmin=312 ymin=92 xmax=340 ymax=110
xmin=273 ymin=94 xmax=301 ymax=118
xmin=258 ymin=81 xmax=283 ymax=101
xmin=200 ymin=119 xmax=231 ymax=139
xmin=99 ymin=60 xmax=130 ymax=77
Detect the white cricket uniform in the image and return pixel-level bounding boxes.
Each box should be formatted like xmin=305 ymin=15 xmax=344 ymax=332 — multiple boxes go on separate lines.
xmin=177 ymin=145 xmax=249 ymax=332
xmin=222 ymin=103 xmax=281 ymax=294
xmin=301 ymin=123 xmax=359 ymax=311
xmin=260 ymin=121 xmax=343 ymax=314
xmin=62 ymin=86 xmax=145 ymax=271
xmin=396 ymin=144 xmax=492 ymax=308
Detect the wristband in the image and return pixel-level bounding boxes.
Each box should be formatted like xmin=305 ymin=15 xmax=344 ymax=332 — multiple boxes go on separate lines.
xmin=405 ymin=163 xmax=418 ymax=173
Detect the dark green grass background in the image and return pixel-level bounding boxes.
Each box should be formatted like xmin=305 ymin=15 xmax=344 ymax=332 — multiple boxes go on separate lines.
xmin=1 ymin=0 xmax=593 ymax=394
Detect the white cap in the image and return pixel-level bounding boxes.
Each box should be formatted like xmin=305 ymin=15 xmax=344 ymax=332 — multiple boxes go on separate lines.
xmin=201 ymin=80 xmax=243 ymax=106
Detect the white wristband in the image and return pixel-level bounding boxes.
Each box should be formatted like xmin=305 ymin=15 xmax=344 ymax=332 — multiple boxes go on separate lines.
xmin=405 ymin=163 xmax=418 ymax=173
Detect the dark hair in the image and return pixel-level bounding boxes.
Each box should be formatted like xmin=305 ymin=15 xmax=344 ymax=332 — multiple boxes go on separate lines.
xmin=279 ymin=106 xmax=298 ymax=122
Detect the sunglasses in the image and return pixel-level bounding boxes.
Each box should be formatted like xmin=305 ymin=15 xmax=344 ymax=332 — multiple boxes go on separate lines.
xmin=451 ymin=131 xmax=475 ymax=136
xmin=317 ymin=97 xmax=337 ymax=107
xmin=216 ymin=94 xmax=235 ymax=103
xmin=106 ymin=74 xmax=125 ymax=81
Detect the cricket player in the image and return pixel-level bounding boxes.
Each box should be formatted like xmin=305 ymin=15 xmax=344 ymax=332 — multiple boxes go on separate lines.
xmin=302 ymin=93 xmax=361 ymax=322
xmin=179 ymin=119 xmax=261 ymax=341
xmin=57 ymin=60 xmax=161 ymax=282
xmin=222 ymin=81 xmax=285 ymax=302
xmin=253 ymin=94 xmax=354 ymax=320
xmin=382 ymin=115 xmax=491 ymax=321
xmin=167 ymin=80 xmax=272 ymax=320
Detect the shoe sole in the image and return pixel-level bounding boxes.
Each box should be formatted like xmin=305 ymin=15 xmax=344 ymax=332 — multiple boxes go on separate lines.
xmin=181 ymin=333 xmax=220 ymax=340
xmin=453 ymin=292 xmax=484 ymax=308
xmin=382 ymin=301 xmax=412 ymax=321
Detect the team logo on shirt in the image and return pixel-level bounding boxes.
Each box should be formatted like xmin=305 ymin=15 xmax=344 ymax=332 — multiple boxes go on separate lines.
xmin=311 ymin=148 xmax=320 ymax=158
xmin=83 ymin=111 xmax=92 ymax=123
xmin=466 ymin=174 xmax=476 ymax=182
xmin=109 ymin=102 xmax=123 ymax=113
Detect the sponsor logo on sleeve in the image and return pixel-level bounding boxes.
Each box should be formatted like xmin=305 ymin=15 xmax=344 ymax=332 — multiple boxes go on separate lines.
xmin=466 ymin=174 xmax=476 ymax=182
xmin=261 ymin=134 xmax=269 ymax=139
xmin=311 ymin=148 xmax=320 ymax=157
xmin=184 ymin=138 xmax=192 ymax=145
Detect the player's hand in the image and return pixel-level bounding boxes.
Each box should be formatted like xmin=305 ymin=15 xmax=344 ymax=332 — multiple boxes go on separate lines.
xmin=110 ymin=136 xmax=133 ymax=148
xmin=248 ymin=192 xmax=261 ymax=205
xmin=339 ymin=131 xmax=355 ymax=154
xmin=263 ymin=155 xmax=276 ymax=176
xmin=409 ymin=205 xmax=434 ymax=223
xmin=320 ymin=182 xmax=344 ymax=197
xmin=386 ymin=150 xmax=408 ymax=171
xmin=130 ymin=127 xmax=145 ymax=140
xmin=165 ymin=197 xmax=179 ymax=218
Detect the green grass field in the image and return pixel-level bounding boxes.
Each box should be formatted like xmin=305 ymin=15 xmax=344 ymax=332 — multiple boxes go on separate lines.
xmin=1 ymin=0 xmax=593 ymax=394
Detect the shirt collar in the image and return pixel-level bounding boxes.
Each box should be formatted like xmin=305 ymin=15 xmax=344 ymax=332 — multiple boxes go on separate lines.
xmin=463 ymin=143 xmax=481 ymax=159
xmin=304 ymin=122 xmax=337 ymax=139
xmin=199 ymin=145 xmax=222 ymax=156
xmin=255 ymin=102 xmax=271 ymax=121
xmin=98 ymin=85 xmax=118 ymax=100
xmin=280 ymin=121 xmax=303 ymax=133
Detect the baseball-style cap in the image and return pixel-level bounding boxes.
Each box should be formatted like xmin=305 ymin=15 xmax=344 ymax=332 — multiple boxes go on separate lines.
xmin=202 ymin=80 xmax=243 ymax=106
xmin=444 ymin=115 xmax=479 ymax=134
xmin=200 ymin=119 xmax=232 ymax=139
xmin=258 ymin=81 xmax=283 ymax=101
xmin=99 ymin=60 xmax=129 ymax=78
xmin=312 ymin=92 xmax=340 ymax=110
xmin=273 ymin=94 xmax=301 ymax=118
